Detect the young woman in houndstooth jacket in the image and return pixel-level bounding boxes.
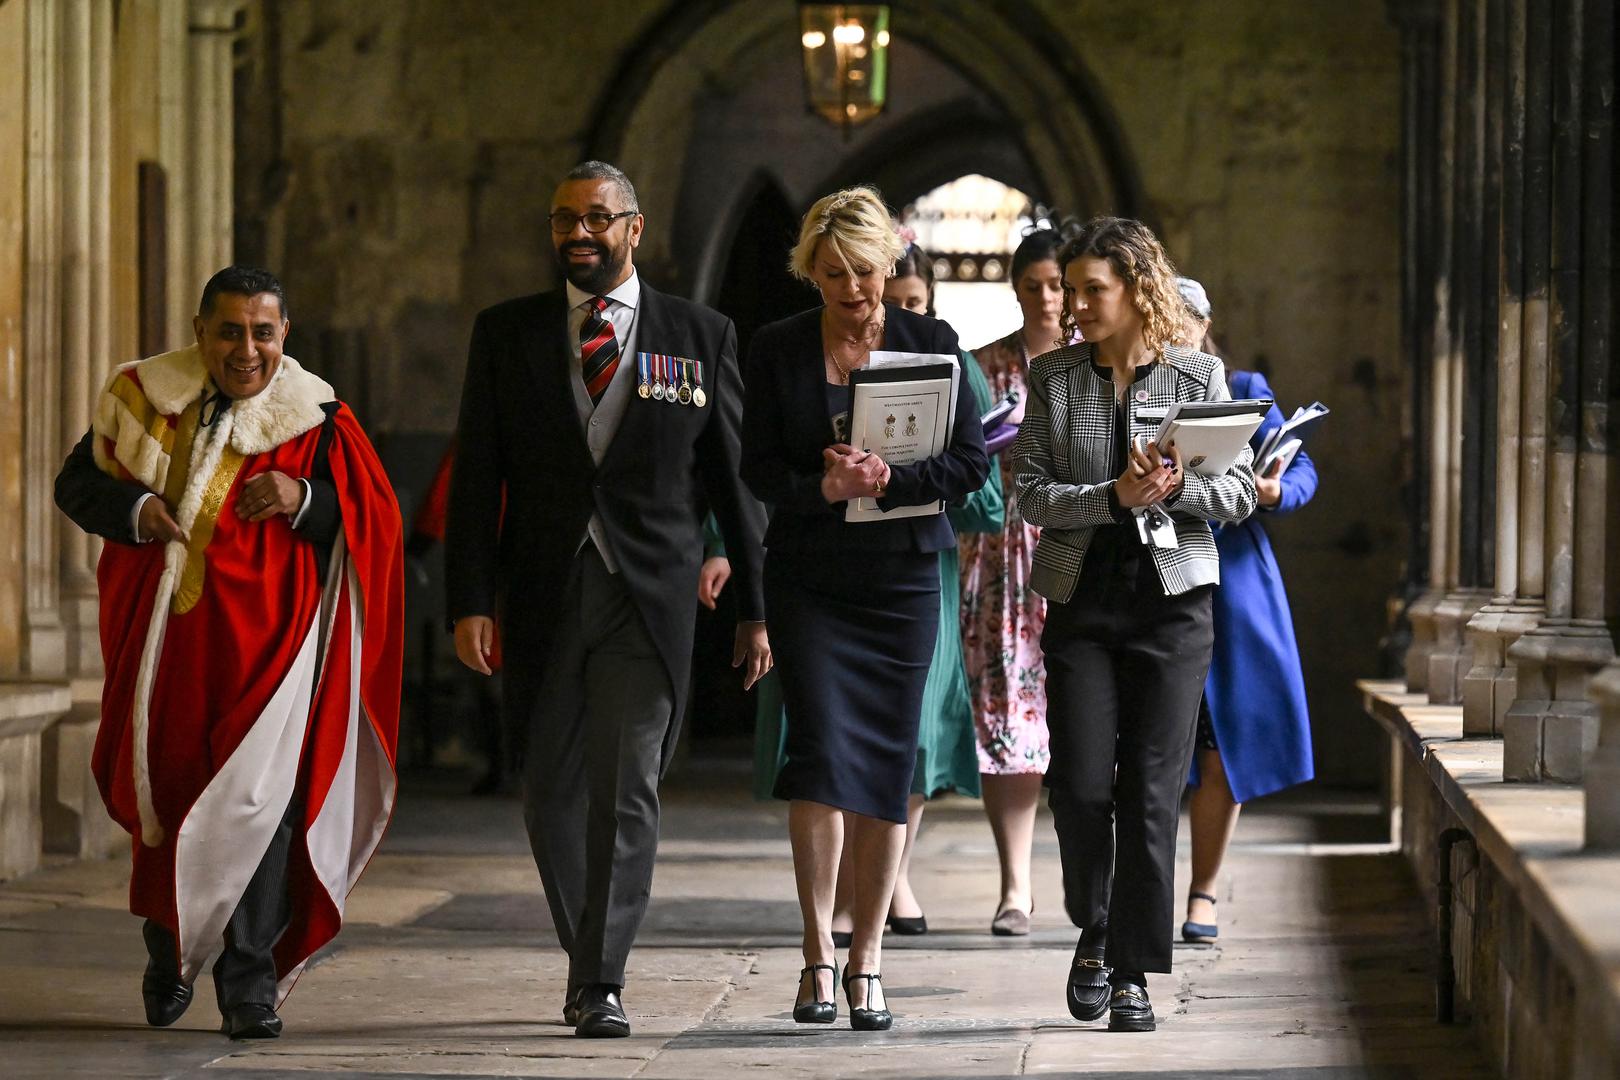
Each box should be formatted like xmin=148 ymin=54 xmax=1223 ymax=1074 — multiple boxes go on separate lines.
xmin=1013 ymin=217 xmax=1256 ymax=1033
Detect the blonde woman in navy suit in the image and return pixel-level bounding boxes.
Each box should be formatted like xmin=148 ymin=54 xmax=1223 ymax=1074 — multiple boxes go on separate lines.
xmin=742 ymin=187 xmax=988 ymax=1031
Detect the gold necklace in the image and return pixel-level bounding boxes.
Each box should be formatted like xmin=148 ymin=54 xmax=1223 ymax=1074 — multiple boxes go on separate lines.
xmin=823 ymin=307 xmax=884 ymax=384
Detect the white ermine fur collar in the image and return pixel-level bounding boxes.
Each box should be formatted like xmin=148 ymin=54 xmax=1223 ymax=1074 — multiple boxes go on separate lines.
xmin=108 ymin=344 xmax=334 ymax=456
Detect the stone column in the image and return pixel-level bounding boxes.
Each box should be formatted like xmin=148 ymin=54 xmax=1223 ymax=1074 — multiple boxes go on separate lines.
xmin=185 ymin=1 xmax=241 ymax=296
xmin=1406 ymin=0 xmax=1460 ymax=694
xmin=1571 ymin=0 xmax=1613 ymax=674
xmin=23 ymin=0 xmax=66 ymax=681
xmin=1463 ymin=0 xmax=1541 ymax=734
xmin=1569 ymin=0 xmax=1616 ymax=785
xmin=1388 ymin=0 xmax=1443 ymax=685
xmin=1503 ymin=0 xmax=1615 ymax=781
xmin=1428 ymin=0 xmax=1495 ymax=705
xmin=58 ymin=0 xmax=115 ymax=680
xmin=0 ymin=0 xmax=27 ymax=680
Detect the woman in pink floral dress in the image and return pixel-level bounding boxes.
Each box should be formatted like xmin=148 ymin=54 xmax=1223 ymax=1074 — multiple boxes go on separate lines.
xmin=961 ymin=228 xmax=1068 ymax=935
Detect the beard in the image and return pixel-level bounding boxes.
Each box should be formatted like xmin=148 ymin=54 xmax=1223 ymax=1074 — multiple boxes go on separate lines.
xmin=555 ymin=234 xmax=632 ymax=294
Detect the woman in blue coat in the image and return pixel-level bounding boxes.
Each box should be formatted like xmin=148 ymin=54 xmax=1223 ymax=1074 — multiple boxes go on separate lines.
xmin=1177 ymin=279 xmax=1318 ymax=944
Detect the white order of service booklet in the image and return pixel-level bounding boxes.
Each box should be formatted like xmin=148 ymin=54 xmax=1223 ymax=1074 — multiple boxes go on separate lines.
xmin=844 ymin=351 xmax=960 ymax=523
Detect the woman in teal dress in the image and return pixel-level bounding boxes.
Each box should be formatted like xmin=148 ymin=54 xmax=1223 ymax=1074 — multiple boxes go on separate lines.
xmin=707 ymin=240 xmax=1003 ymax=937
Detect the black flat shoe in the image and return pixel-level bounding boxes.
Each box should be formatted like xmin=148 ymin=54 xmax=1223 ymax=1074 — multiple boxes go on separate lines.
xmin=1067 ymin=942 xmax=1110 ymax=1022
xmin=990 ymin=907 xmax=1030 ymax=936
xmin=886 ymin=914 xmax=927 ymax=935
xmin=843 ymin=970 xmax=893 ymax=1031
xmin=1181 ymin=890 xmax=1218 ymax=943
xmin=574 ymin=984 xmax=630 ymax=1038
xmin=1107 ymin=982 xmax=1156 ymax=1032
xmin=141 ymin=971 xmax=193 ymax=1028
xmin=792 ymin=962 xmax=838 ymax=1024
xmin=222 ymin=1002 xmax=283 ymax=1040
xmin=831 ymin=929 xmax=853 ymax=949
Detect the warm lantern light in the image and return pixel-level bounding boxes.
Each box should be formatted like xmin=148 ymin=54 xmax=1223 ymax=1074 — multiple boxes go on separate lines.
xmin=798 ymin=4 xmax=890 ymax=137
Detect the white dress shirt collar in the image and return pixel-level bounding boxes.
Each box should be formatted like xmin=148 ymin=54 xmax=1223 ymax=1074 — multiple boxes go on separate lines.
xmin=565 ymin=268 xmax=641 ymax=313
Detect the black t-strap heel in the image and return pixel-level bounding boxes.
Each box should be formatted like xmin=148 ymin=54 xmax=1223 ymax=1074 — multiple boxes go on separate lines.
xmin=792 ymin=963 xmax=838 ymax=1024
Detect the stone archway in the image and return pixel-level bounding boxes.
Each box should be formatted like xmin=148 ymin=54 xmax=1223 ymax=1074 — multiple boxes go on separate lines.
xmin=583 ymin=1 xmax=1144 ymax=302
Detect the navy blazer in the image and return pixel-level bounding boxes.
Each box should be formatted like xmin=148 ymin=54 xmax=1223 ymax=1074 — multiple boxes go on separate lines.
xmin=741 ymin=303 xmax=989 ymax=554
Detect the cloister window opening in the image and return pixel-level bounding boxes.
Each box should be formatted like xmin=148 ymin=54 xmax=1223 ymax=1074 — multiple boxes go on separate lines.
xmin=899 ymin=174 xmax=1045 ymax=351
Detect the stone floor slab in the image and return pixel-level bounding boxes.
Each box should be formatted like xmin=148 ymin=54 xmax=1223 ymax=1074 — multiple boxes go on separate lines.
xmin=0 ymin=770 xmax=1494 ymax=1079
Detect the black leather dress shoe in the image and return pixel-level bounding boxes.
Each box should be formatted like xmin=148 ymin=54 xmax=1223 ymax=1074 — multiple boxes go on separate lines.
xmin=1067 ymin=942 xmax=1110 ymax=1022
xmin=222 ymin=1003 xmax=283 ymax=1039
xmin=1106 ymin=982 xmax=1156 ymax=1032
xmin=574 ymin=985 xmax=630 ymax=1038
xmin=141 ymin=971 xmax=193 ymax=1028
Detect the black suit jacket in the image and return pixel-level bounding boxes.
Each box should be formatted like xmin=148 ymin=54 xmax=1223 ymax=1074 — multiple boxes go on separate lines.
xmin=741 ymin=303 xmax=989 ymax=553
xmin=445 ymin=281 xmax=766 ymax=750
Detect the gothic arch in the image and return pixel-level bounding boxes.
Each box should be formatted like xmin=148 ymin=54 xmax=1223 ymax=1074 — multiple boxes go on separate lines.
xmin=583 ymin=1 xmax=1145 ymax=299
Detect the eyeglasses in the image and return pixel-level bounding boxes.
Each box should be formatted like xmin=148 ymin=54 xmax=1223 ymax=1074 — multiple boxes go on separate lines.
xmin=549 ymin=210 xmax=637 ymax=234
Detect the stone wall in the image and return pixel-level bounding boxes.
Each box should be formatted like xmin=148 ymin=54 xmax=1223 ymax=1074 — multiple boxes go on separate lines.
xmin=235 ymin=0 xmax=1403 ymax=784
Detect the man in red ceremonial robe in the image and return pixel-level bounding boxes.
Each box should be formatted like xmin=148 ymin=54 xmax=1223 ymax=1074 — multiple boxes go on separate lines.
xmin=54 ymin=266 xmax=404 ymax=1040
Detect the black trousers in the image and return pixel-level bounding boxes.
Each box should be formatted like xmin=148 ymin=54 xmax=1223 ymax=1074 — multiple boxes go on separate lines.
xmin=1041 ymin=559 xmax=1213 ymax=975
xmin=144 ymin=796 xmax=299 ymax=1009
xmin=521 ymin=544 xmax=674 ymax=990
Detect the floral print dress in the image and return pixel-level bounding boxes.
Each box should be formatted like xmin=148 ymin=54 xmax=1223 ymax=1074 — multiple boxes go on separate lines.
xmin=960 ymin=331 xmax=1049 ymax=775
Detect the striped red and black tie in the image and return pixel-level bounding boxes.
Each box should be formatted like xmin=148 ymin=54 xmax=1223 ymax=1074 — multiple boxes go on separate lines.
xmin=579 ymin=295 xmax=620 ymax=406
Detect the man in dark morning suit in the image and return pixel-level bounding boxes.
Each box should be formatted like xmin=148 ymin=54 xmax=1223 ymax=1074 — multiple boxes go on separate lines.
xmin=445 ymin=161 xmax=770 ymax=1038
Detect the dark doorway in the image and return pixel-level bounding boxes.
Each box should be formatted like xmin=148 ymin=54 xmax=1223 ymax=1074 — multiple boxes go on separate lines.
xmin=713 ymin=176 xmax=816 ymax=360
xmin=688 ymin=176 xmax=811 ymax=746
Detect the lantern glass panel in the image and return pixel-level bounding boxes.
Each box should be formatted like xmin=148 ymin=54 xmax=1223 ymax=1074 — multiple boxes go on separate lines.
xmin=799 ymin=5 xmax=890 ymax=129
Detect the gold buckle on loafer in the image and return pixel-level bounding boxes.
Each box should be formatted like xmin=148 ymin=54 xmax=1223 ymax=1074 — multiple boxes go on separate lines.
xmin=1073 ymin=957 xmax=1107 ymax=969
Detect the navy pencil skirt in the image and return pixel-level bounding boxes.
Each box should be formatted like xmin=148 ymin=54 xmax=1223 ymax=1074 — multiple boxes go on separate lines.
xmin=765 ymin=548 xmax=939 ymax=824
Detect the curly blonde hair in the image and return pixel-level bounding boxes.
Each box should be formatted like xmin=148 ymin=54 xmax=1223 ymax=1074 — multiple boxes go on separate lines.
xmin=788 ymin=186 xmax=905 ymax=281
xmin=1056 ymin=217 xmax=1194 ymax=353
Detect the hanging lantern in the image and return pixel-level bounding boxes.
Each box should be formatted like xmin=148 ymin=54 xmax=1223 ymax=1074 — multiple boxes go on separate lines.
xmin=798 ymin=4 xmax=891 ymax=136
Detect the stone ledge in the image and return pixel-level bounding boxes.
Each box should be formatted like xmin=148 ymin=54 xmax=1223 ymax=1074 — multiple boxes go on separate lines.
xmin=0 ymin=683 xmax=72 ymax=739
xmin=1359 ymin=678 xmax=1620 ymax=1057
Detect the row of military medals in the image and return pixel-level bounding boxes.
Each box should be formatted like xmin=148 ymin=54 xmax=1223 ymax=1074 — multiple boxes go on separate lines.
xmin=637 ymin=354 xmax=706 ymax=407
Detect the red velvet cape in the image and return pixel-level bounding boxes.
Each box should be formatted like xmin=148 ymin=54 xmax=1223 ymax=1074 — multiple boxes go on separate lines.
xmin=92 ymin=367 xmax=402 ymax=1000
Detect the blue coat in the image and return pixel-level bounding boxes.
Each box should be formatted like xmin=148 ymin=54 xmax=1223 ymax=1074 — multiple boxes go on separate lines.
xmin=1193 ymin=369 xmax=1317 ymax=803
